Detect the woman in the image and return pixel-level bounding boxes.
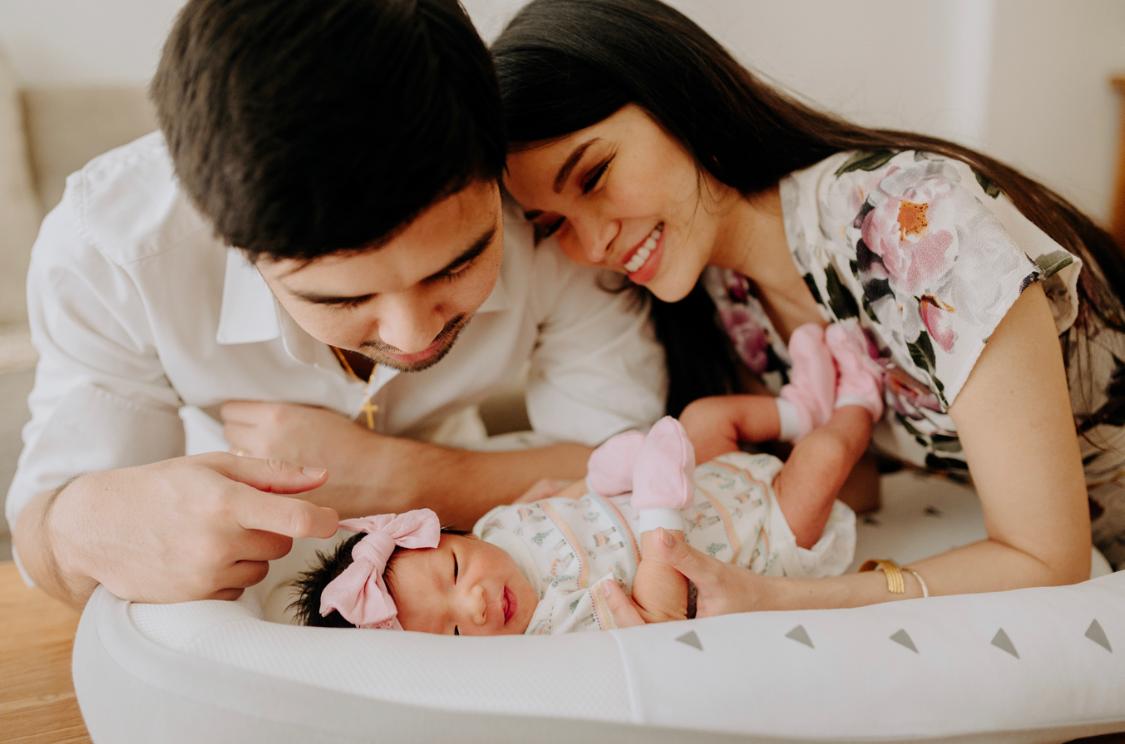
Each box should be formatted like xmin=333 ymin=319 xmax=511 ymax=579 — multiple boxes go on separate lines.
xmin=493 ymin=0 xmax=1125 ymax=615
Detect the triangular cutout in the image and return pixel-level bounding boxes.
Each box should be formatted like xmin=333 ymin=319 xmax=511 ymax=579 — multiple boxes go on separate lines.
xmin=675 ymin=630 xmax=703 ymax=651
xmin=991 ymin=628 xmax=1019 ymax=659
xmin=890 ymin=628 xmax=918 ymax=653
xmin=1086 ymin=619 xmax=1112 ymax=653
xmin=785 ymin=625 xmax=814 ymax=649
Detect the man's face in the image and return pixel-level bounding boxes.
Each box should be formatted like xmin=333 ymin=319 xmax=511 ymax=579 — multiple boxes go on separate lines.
xmin=258 ymin=180 xmax=504 ymax=372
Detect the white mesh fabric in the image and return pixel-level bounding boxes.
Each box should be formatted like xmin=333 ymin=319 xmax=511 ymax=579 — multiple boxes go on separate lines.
xmin=126 ymin=471 xmax=1118 ymax=733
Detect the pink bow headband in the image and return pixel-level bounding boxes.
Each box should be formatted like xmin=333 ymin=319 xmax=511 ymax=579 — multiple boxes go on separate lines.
xmin=318 ymin=508 xmax=441 ymax=630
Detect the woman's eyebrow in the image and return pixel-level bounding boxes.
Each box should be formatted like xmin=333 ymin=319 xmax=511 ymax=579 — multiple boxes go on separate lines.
xmin=553 ymin=138 xmax=599 ymax=193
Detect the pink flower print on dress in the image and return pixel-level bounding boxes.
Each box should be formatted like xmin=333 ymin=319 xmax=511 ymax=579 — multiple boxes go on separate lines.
xmin=919 ymin=295 xmax=957 ymax=352
xmin=725 ymin=272 xmax=751 ymax=303
xmin=885 ymin=366 xmax=942 ymax=420
xmin=718 ymin=304 xmax=769 ymax=374
xmin=860 ymin=169 xmax=958 ymax=297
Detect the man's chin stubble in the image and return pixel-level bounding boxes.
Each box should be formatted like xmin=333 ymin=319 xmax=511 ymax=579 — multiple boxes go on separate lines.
xmin=362 ymin=315 xmax=471 ymax=373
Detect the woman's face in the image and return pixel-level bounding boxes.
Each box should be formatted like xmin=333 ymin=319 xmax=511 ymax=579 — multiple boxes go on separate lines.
xmin=504 ymin=105 xmax=732 ymax=302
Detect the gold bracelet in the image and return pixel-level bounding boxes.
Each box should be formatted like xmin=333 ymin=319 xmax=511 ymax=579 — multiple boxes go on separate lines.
xmin=859 ymin=558 xmax=905 ymax=594
xmin=905 ymin=567 xmax=930 ymax=598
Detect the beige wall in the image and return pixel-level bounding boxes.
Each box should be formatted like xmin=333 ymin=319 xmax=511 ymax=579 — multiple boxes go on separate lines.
xmin=3 ymin=0 xmax=1119 ymax=222
xmin=985 ymin=0 xmax=1125 ymax=225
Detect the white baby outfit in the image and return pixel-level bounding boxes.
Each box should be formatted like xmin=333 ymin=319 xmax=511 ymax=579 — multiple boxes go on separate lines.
xmin=473 ymin=451 xmax=856 ymax=635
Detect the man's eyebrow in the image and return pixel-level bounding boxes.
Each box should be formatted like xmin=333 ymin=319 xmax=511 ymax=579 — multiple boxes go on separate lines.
xmin=553 ymin=138 xmax=598 ymax=194
xmin=424 ymin=225 xmax=496 ymax=281
xmin=287 ymin=288 xmax=376 ymax=306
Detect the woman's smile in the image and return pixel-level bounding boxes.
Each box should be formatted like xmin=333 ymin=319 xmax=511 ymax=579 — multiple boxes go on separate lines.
xmin=623 ymin=222 xmax=665 ymax=283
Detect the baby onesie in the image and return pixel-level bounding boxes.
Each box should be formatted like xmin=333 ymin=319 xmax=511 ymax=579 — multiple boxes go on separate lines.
xmin=472 ymin=451 xmax=855 ymax=635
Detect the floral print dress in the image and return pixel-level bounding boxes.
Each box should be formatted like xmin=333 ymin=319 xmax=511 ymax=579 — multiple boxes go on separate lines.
xmin=704 ymin=150 xmax=1125 ymax=567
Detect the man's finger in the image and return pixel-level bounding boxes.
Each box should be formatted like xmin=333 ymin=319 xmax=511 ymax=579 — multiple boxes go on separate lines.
xmin=236 ymin=529 xmax=295 ymax=561
xmin=209 ymin=453 xmax=328 ymax=495
xmin=221 ymin=560 xmax=272 ymax=589
xmin=232 ymin=489 xmax=340 ymax=539
xmin=219 ymin=400 xmax=264 ymax=425
xmin=599 ymin=580 xmax=644 ymax=629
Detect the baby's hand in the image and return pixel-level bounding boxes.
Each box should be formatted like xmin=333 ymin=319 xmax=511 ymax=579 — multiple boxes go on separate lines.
xmin=631 ymin=529 xmax=690 ymax=623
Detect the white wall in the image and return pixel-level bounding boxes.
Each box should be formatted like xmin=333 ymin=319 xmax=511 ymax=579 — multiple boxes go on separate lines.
xmin=0 ymin=0 xmax=1122 ymax=221
xmin=0 ymin=0 xmax=183 ymax=85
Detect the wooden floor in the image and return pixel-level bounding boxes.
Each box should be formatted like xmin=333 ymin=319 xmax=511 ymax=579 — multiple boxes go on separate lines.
xmin=0 ymin=561 xmax=90 ymax=743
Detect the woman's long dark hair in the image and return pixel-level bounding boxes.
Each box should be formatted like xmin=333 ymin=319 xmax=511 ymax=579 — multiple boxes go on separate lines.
xmin=493 ymin=0 xmax=1125 ymax=416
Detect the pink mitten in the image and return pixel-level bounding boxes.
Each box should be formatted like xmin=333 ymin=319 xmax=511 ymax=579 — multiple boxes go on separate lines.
xmin=778 ymin=323 xmax=837 ymax=440
xmin=586 ymin=429 xmax=645 ymax=496
xmin=632 ymin=416 xmax=695 ymax=533
xmin=825 ymin=320 xmax=885 ymax=420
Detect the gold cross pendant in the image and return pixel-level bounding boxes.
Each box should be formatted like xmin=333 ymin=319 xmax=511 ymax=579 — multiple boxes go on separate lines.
xmin=359 ymin=398 xmax=379 ymax=430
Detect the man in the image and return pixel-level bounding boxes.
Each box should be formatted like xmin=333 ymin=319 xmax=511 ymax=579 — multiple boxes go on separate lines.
xmin=7 ymin=0 xmax=665 ymax=608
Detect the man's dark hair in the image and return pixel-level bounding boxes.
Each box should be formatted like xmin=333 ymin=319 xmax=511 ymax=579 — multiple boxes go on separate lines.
xmin=151 ymin=0 xmax=505 ymax=261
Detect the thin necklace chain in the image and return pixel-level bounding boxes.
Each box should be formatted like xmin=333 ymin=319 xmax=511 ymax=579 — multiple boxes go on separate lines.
xmin=331 ymin=346 xmax=372 ymax=383
xmin=331 ymin=346 xmax=379 ymax=430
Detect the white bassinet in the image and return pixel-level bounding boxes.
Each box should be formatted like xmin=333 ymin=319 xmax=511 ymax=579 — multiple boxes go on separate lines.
xmin=73 ymin=470 xmax=1125 ymax=743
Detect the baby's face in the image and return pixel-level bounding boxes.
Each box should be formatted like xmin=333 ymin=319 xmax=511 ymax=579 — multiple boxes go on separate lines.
xmin=386 ymin=534 xmax=537 ymax=636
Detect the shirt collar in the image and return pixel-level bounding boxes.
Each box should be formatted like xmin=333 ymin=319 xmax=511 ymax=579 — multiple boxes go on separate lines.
xmin=215 ymin=248 xmax=281 ymax=346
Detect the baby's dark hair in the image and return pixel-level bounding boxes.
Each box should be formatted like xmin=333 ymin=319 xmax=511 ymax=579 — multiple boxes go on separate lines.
xmin=289 ymin=527 xmax=466 ymax=628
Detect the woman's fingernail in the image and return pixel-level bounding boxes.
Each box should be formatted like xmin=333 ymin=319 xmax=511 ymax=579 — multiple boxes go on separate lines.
xmin=302 ymin=466 xmax=327 ymax=478
xmin=660 ymin=528 xmax=674 ymax=547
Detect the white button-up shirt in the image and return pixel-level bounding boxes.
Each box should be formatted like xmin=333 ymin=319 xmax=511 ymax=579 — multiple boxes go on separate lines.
xmin=6 ymin=132 xmax=667 ymax=535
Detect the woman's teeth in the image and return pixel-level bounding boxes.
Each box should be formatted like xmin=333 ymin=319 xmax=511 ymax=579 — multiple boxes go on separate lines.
xmin=625 ymin=224 xmax=663 ymax=273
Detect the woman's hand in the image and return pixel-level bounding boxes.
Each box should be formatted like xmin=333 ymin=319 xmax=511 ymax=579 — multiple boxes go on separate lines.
xmin=643 ymin=531 xmax=776 ymax=617
xmin=598 ymin=530 xmax=781 ymax=628
xmin=598 ymin=580 xmax=646 ymax=628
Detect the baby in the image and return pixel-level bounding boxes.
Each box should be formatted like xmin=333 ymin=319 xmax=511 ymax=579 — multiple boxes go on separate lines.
xmin=291 ymin=322 xmax=884 ymax=635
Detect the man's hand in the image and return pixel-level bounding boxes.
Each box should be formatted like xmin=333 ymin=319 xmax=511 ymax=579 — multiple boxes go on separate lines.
xmin=220 ymin=400 xmax=364 ymax=467
xmin=25 ymin=453 xmax=339 ymax=607
xmin=514 ymin=478 xmax=584 ymax=503
xmin=220 ymin=401 xmax=382 ymax=511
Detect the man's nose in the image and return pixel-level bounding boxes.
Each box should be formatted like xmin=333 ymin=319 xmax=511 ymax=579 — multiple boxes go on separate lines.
xmin=376 ymin=294 xmax=444 ymax=354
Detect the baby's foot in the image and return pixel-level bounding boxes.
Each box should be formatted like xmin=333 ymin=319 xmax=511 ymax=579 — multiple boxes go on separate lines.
xmin=586 ymin=429 xmax=644 ymax=496
xmin=778 ymin=323 xmax=836 ymax=440
xmin=825 ymin=320 xmax=885 ymax=420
